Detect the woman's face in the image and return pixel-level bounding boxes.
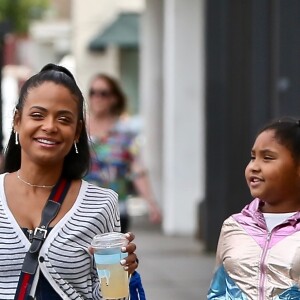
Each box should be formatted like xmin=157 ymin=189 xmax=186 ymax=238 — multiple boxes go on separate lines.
xmin=14 ymin=81 xmax=81 ymax=168
xmin=245 ymin=129 xmax=300 ymax=212
xmin=88 ymin=77 xmax=116 ymax=116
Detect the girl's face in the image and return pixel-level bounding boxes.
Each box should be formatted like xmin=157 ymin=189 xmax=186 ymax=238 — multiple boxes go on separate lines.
xmin=245 ymin=129 xmax=300 ymax=212
xmin=14 ymin=81 xmax=81 ymax=168
xmin=88 ymin=77 xmax=116 ymax=116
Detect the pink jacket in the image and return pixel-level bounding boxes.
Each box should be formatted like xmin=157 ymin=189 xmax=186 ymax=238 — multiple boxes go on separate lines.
xmin=208 ymin=198 xmax=300 ymax=300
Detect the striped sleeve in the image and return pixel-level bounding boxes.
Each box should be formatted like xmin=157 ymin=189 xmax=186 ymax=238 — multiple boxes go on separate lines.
xmin=0 ymin=203 xmax=27 ymax=299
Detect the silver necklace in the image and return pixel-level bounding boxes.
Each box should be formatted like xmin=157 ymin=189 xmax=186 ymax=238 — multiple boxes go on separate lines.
xmin=17 ymin=170 xmax=55 ymax=189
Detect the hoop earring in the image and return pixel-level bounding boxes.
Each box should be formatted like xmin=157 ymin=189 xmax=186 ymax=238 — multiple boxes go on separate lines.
xmin=15 ymin=131 xmax=19 ymax=145
xmin=74 ymin=141 xmax=78 ymax=154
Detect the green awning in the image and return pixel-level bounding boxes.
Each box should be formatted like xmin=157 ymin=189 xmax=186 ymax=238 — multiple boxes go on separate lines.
xmin=89 ymin=12 xmax=140 ymax=51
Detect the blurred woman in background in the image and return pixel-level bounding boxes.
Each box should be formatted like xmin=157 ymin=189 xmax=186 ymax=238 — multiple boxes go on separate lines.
xmin=85 ymin=73 xmax=162 ymax=233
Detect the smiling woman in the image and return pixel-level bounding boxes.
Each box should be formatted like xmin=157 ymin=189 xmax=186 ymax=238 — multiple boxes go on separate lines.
xmin=0 ymin=64 xmax=138 ymax=300
xmin=14 ymin=81 xmax=81 ymax=170
xmin=5 ymin=64 xmax=89 ymax=178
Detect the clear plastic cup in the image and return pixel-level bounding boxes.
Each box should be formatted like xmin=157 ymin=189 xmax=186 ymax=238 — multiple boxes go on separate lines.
xmin=91 ymin=232 xmax=129 ymax=299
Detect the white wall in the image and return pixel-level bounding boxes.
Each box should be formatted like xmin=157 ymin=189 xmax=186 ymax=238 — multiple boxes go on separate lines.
xmin=1 ymin=66 xmax=32 ymax=148
xmin=140 ymin=0 xmax=164 ymax=206
xmin=162 ymin=0 xmax=206 ymax=235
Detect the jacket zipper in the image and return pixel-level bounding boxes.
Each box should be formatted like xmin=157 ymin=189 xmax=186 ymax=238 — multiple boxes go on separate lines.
xmin=258 ymin=231 xmax=272 ymax=300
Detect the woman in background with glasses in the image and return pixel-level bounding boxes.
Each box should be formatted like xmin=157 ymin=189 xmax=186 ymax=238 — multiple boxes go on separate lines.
xmin=85 ymin=74 xmax=162 ymax=233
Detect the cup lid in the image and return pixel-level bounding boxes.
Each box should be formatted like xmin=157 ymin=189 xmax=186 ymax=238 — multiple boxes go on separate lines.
xmin=91 ymin=232 xmax=128 ymax=249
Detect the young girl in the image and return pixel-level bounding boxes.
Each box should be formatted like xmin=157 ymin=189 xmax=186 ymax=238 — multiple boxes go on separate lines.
xmin=208 ymin=117 xmax=300 ymax=300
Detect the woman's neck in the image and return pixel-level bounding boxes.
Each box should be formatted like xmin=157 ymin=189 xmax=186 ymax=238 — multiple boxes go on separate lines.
xmin=17 ymin=163 xmax=63 ymax=188
xmin=88 ymin=114 xmax=118 ymax=137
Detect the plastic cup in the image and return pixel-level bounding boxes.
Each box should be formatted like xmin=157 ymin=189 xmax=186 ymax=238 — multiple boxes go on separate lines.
xmin=91 ymin=232 xmax=129 ymax=299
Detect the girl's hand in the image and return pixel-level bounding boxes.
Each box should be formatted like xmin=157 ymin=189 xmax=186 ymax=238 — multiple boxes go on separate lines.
xmin=120 ymin=232 xmax=138 ymax=274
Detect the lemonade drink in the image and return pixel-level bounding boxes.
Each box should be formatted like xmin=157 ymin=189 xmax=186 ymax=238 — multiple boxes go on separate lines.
xmin=95 ymin=251 xmax=128 ymax=299
xmin=91 ymin=233 xmax=129 ymax=299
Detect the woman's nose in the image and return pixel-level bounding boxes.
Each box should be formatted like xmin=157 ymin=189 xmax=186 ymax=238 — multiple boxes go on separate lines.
xmin=42 ymin=117 xmax=57 ymax=133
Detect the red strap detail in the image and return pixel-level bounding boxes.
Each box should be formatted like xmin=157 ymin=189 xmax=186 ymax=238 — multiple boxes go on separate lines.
xmin=15 ymin=178 xmax=71 ymax=300
xmin=52 ymin=178 xmax=67 ymax=202
xmin=17 ymin=273 xmax=31 ymax=300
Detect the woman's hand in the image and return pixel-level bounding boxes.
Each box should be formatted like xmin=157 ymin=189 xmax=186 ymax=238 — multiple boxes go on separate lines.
xmin=120 ymin=232 xmax=138 ymax=274
xmin=148 ymin=203 xmax=162 ymax=224
xmin=89 ymin=232 xmax=139 ymax=274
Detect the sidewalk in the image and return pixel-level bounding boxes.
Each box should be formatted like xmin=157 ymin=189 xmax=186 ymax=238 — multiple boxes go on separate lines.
xmin=130 ymin=216 xmax=216 ymax=300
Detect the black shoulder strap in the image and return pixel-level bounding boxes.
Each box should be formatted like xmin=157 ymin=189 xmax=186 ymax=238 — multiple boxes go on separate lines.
xmin=14 ymin=177 xmax=71 ymax=300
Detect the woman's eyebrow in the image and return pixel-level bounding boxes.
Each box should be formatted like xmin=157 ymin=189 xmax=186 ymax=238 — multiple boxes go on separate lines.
xmin=29 ymin=106 xmax=75 ymax=116
xmin=29 ymin=105 xmax=47 ymax=111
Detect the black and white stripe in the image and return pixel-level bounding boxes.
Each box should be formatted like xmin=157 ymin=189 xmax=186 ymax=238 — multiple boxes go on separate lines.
xmin=0 ymin=175 xmax=124 ymax=299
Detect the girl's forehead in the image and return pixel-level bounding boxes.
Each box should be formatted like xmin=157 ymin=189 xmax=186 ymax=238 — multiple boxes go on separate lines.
xmin=252 ymin=130 xmax=280 ymax=149
xmin=255 ymin=130 xmax=276 ymax=142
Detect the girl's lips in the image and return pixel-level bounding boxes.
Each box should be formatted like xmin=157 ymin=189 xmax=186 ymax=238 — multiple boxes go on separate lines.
xmin=249 ymin=176 xmax=264 ymax=187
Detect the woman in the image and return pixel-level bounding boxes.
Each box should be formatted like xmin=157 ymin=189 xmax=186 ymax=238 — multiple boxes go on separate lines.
xmin=85 ymin=73 xmax=162 ymax=233
xmin=1 ymin=64 xmax=138 ymax=299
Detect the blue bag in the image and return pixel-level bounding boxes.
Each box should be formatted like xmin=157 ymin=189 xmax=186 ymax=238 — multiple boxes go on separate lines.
xmin=129 ymin=271 xmax=146 ymax=300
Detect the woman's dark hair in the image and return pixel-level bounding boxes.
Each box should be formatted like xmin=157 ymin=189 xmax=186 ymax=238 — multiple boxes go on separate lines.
xmin=4 ymin=63 xmax=90 ymax=179
xmin=258 ymin=116 xmax=300 ymax=162
xmin=89 ymin=73 xmax=127 ymax=116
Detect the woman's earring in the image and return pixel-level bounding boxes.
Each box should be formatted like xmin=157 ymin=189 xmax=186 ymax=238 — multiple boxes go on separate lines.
xmin=74 ymin=141 xmax=78 ymax=154
xmin=15 ymin=131 xmax=19 ymax=145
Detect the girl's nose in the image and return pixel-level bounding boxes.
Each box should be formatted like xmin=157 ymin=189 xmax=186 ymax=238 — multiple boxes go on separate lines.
xmin=249 ymin=160 xmax=260 ymax=172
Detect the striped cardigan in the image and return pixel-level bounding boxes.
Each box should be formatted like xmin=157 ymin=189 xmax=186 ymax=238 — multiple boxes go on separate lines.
xmin=0 ymin=174 xmax=121 ymax=299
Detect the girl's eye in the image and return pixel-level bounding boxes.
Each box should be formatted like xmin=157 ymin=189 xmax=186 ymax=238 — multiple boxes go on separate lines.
xmin=264 ymin=156 xmax=273 ymax=160
xmin=250 ymin=155 xmax=255 ymax=160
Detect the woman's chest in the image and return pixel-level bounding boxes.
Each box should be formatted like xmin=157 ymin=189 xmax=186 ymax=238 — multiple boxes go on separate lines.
xmin=91 ymin=134 xmax=133 ymax=163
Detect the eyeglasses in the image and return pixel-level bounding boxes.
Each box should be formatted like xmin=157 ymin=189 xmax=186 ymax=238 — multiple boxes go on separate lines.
xmin=89 ymin=89 xmax=113 ymax=98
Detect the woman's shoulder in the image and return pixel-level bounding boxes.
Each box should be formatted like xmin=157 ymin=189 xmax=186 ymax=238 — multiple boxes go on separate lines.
xmin=115 ymin=115 xmax=141 ymax=135
xmin=0 ymin=173 xmax=7 ymax=187
xmin=0 ymin=173 xmax=7 ymax=179
xmin=0 ymin=173 xmax=6 ymax=202
xmin=81 ymin=180 xmax=118 ymax=202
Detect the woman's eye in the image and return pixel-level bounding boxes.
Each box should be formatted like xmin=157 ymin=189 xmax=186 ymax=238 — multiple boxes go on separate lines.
xmin=59 ymin=116 xmax=72 ymax=123
xmin=30 ymin=112 xmax=43 ymax=119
